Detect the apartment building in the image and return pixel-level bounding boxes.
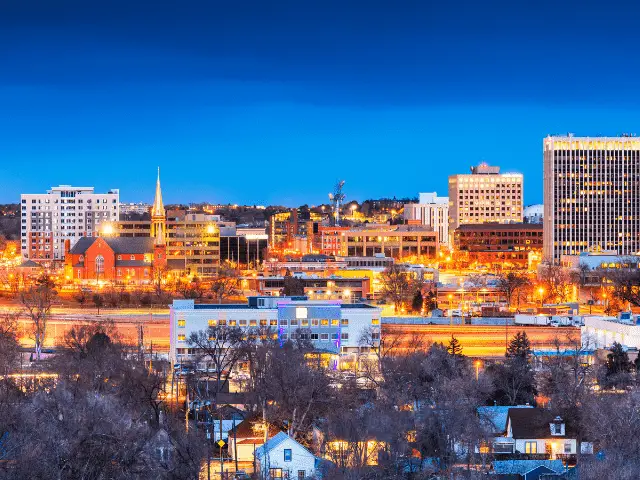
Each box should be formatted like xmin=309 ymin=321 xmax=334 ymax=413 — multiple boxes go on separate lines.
xmin=169 ymin=297 xmax=382 ymax=366
xmin=21 ymin=186 xmax=119 ymax=263
xmin=403 ymin=192 xmax=450 ymax=247
xmin=448 ymin=164 xmax=523 ymax=244
xmin=543 ymin=135 xmax=640 ymax=260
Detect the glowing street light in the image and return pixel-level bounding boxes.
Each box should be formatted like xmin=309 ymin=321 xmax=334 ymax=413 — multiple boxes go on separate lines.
xmin=538 ymin=287 xmax=545 ymax=306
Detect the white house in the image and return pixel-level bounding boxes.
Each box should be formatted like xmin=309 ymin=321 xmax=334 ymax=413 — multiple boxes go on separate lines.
xmin=505 ymin=408 xmax=593 ymax=458
xmin=255 ymin=431 xmax=319 ymax=480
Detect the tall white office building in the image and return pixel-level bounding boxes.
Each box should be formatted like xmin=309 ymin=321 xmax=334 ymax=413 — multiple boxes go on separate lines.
xmin=403 ymin=192 xmax=450 ymax=247
xmin=543 ymin=135 xmax=640 ymax=261
xmin=21 ymin=185 xmax=120 ymax=262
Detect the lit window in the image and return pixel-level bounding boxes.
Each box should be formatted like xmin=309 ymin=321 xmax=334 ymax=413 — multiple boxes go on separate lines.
xmin=341 ymin=319 xmax=349 ymax=326
xmin=331 ymin=319 xmax=339 ymax=326
xmin=177 ymin=334 xmax=186 ymax=341
xmin=208 ymin=320 xmax=217 ymax=327
xmin=178 ymin=319 xmax=186 ymax=327
xmin=525 ymin=441 xmax=537 ymax=454
xmin=320 ymin=318 xmax=328 ymax=326
xmin=372 ymin=319 xmax=380 ymax=325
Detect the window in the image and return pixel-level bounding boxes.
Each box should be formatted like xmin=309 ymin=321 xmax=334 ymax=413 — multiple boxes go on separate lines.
xmin=281 ymin=319 xmax=288 ymax=326
xmin=564 ymin=442 xmax=572 ymax=454
xmin=95 ymin=255 xmax=104 ymax=273
xmin=301 ymin=319 xmax=308 ymax=326
xmin=228 ymin=320 xmax=237 ymax=326
xmin=177 ymin=334 xmax=186 ymax=341
xmin=341 ymin=333 xmax=349 ymax=340
xmin=310 ymin=333 xmax=319 ymax=340
xmin=270 ymin=319 xmax=277 ymax=326
xmin=283 ymin=449 xmax=292 ymax=462
xmin=372 ymin=318 xmax=380 ymax=325
xmin=331 ymin=333 xmax=338 ymax=340
xmin=525 ymin=441 xmax=537 ymax=454
xmin=177 ymin=319 xmax=186 ymax=327
xmin=208 ymin=320 xmax=217 ymax=327
xmin=298 ymin=471 xmax=306 ymax=479
xmin=321 ymin=319 xmax=329 ymax=326
xmin=312 ymin=319 xmax=319 ymax=326
xmin=341 ymin=319 xmax=349 ymax=326
xmin=269 ymin=468 xmax=283 ymax=479
xmin=249 ymin=319 xmax=257 ymax=326
xmin=130 ymin=255 xmax=135 ymax=260
xmin=320 ymin=333 xmax=329 ymax=340
xmin=290 ymin=319 xmax=298 ymax=326
xmin=117 ymin=255 xmax=122 ymax=260
xmin=239 ymin=320 xmax=247 ymax=326
xmin=331 ymin=319 xmax=339 ymax=326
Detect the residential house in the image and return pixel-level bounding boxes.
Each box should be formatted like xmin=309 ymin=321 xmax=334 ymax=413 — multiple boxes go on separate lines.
xmin=477 ymin=405 xmax=533 ymax=454
xmin=505 ymin=409 xmax=593 ymax=458
xmin=255 ymin=431 xmax=320 ymax=480
xmin=227 ymin=415 xmax=282 ymax=464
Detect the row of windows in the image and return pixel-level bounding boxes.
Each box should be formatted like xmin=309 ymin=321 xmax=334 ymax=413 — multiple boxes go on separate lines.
xmin=176 ymin=318 xmax=380 ymax=328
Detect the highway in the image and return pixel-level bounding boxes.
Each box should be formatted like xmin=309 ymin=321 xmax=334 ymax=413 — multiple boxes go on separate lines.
xmin=382 ymin=323 xmax=580 ymax=358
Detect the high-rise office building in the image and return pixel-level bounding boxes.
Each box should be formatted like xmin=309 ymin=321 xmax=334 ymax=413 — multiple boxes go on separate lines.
xmin=543 ymin=135 xmax=640 ymax=260
xmin=21 ymin=186 xmax=120 ymax=263
xmin=403 ymin=192 xmax=449 ymax=247
xmin=448 ymin=164 xmax=523 ymax=244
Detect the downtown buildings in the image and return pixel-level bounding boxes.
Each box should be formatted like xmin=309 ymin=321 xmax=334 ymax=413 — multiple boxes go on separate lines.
xmin=403 ymin=192 xmax=450 ymax=248
xmin=448 ymin=163 xmax=523 ymax=244
xmin=543 ymin=135 xmax=640 ymax=261
xmin=21 ymin=185 xmax=120 ymax=263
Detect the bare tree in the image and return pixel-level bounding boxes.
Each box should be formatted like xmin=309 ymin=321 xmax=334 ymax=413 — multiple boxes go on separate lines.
xmin=495 ymin=271 xmax=532 ymax=309
xmin=598 ymin=259 xmax=640 ymax=307
xmin=538 ymin=262 xmax=572 ymax=303
xmin=209 ymin=261 xmax=240 ymax=303
xmin=379 ymin=264 xmax=418 ymax=312
xmin=20 ymin=274 xmax=56 ymax=361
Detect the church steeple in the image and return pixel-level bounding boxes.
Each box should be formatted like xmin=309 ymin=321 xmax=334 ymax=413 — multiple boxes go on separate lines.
xmin=151 ymin=167 xmax=166 ymax=246
xmin=151 ymin=167 xmax=165 ymax=218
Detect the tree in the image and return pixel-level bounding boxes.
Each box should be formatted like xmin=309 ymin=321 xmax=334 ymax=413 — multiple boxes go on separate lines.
xmin=209 ymin=262 xmax=240 ymax=303
xmin=20 ymin=274 xmax=56 ymax=361
xmin=538 ymin=262 xmax=572 ymax=303
xmin=506 ymin=331 xmax=532 ymax=359
xmin=0 ymin=314 xmax=20 ymax=375
xmin=411 ymin=289 xmax=424 ymax=313
xmin=282 ymin=272 xmax=305 ymax=297
xmin=152 ymin=264 xmax=169 ymax=296
xmin=380 ymin=264 xmax=418 ymax=312
xmin=488 ymin=331 xmax=536 ymax=405
xmin=495 ymin=271 xmax=532 ymax=309
xmin=598 ymin=260 xmax=640 ymax=307
xmin=602 ymin=342 xmax=633 ymax=390
xmin=92 ymin=293 xmax=104 ymax=314
xmin=447 ymin=335 xmax=463 ymax=358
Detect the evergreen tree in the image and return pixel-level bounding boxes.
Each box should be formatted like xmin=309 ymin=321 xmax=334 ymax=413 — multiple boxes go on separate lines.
xmin=447 ymin=335 xmax=463 ymax=358
xmin=506 ymin=331 xmax=532 ymax=360
xmin=411 ymin=290 xmax=424 ymax=313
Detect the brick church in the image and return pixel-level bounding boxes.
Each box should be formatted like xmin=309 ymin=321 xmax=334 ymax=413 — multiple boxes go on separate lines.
xmin=65 ymin=170 xmax=167 ymax=284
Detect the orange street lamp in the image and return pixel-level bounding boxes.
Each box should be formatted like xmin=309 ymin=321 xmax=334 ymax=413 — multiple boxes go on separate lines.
xmin=538 ymin=287 xmax=544 ymax=306
xmin=474 ymin=360 xmax=482 ymax=381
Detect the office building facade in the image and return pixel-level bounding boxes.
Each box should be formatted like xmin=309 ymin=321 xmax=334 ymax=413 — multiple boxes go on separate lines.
xmin=543 ymin=136 xmax=640 ymax=260
xmin=448 ymin=164 xmax=523 ymax=244
xmin=21 ymin=186 xmax=119 ymax=263
xmin=403 ymin=192 xmax=450 ymax=247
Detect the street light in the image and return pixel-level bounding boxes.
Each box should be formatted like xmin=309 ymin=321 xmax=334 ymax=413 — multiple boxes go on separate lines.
xmin=474 ymin=360 xmax=482 ymax=381
xmin=538 ymin=287 xmax=544 ymax=307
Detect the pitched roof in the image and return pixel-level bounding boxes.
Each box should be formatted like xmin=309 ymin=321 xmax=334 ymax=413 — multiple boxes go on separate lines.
xmin=478 ymin=405 xmax=533 ymax=435
xmin=493 ymin=460 xmax=564 ymax=475
xmin=69 ymin=237 xmax=154 ymax=255
xmin=507 ymin=409 xmax=574 ymax=439
xmin=18 ymin=260 xmax=43 ymax=268
xmin=254 ymin=432 xmax=316 ymax=460
xmin=228 ymin=414 xmax=282 ymax=440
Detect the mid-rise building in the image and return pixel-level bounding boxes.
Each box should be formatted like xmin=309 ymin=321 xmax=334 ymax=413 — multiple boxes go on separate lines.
xmin=340 ymin=224 xmax=439 ymax=260
xmin=454 ymin=223 xmax=543 ymax=269
xmin=169 ymin=297 xmax=382 ymax=366
xmin=21 ymin=186 xmax=120 ymax=263
xmin=403 ymin=192 xmax=450 ymax=247
xmin=448 ymin=164 xmax=523 ymax=244
xmin=543 ymin=135 xmax=640 ymax=260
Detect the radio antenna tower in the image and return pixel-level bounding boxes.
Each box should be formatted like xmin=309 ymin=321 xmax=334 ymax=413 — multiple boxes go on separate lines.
xmin=328 ymin=180 xmax=346 ymax=226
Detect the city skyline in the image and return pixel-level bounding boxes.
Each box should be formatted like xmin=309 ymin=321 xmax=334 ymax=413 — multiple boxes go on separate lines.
xmin=4 ymin=1 xmax=640 ymax=205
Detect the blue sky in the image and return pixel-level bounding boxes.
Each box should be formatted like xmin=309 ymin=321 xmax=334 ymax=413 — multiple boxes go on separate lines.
xmin=2 ymin=0 xmax=640 ymax=205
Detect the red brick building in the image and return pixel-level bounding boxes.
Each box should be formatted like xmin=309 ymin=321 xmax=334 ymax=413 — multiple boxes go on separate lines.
xmin=65 ymin=237 xmax=166 ymax=284
xmin=453 ymin=223 xmax=543 ymax=269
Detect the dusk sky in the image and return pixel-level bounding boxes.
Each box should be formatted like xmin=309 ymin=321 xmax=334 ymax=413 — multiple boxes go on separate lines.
xmin=2 ymin=0 xmax=640 ymax=206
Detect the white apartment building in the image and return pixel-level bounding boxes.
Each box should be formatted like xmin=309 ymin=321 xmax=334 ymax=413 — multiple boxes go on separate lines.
xmin=21 ymin=185 xmax=120 ymax=262
xmin=170 ymin=296 xmax=382 ymax=366
xmin=448 ymin=164 xmax=523 ymax=244
xmin=403 ymin=192 xmax=450 ymax=247
xmin=543 ymin=135 xmax=640 ymax=260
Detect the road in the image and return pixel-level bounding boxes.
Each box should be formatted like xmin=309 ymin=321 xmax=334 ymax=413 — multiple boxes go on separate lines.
xmin=382 ymin=323 xmax=580 ymax=358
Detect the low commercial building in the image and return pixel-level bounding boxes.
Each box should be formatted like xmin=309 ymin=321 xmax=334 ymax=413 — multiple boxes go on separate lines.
xmin=340 ymin=224 xmax=439 ymax=261
xmin=582 ymin=313 xmax=640 ymax=350
xmin=170 ymin=297 xmax=382 ymax=365
xmin=248 ymin=275 xmax=371 ymax=301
